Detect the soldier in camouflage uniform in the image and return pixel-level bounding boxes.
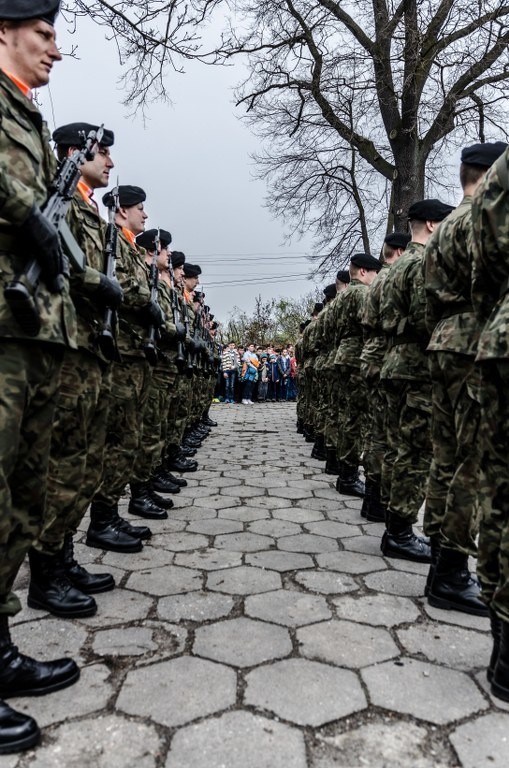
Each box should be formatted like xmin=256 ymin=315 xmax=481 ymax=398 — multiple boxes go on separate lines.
xmin=87 ymin=185 xmax=164 ymax=553
xmin=314 ymin=285 xmax=338 ymax=465
xmin=424 ymin=143 xmax=506 ymax=616
xmin=334 ymin=253 xmax=381 ymax=497
xmin=360 ymin=232 xmax=410 ymax=521
xmin=0 ymin=0 xmax=80 ymax=752
xmin=379 ymin=199 xmax=453 ymax=562
xmin=301 ymin=303 xmax=323 ymax=442
xmin=28 ymin=123 xmax=123 ymax=620
xmin=470 ymin=144 xmax=509 ymax=700
xmin=310 ymin=287 xmax=337 ymax=462
xmin=294 ymin=321 xmax=307 ymax=433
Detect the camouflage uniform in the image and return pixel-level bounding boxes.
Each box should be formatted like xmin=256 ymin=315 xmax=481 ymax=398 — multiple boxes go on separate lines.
xmin=0 ymin=71 xmax=77 ymax=615
xmin=423 ymin=196 xmax=482 ymax=555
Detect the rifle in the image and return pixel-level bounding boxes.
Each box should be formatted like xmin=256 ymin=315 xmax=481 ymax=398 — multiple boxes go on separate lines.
xmin=181 ymin=293 xmax=195 ymax=378
xmin=4 ymin=127 xmax=104 ymax=336
xmin=97 ymin=183 xmax=120 ymax=361
xmin=167 ymin=254 xmax=186 ymax=374
xmin=142 ymin=228 xmax=162 ymax=366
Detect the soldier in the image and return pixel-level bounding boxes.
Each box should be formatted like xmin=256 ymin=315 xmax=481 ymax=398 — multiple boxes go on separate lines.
xmin=470 ymin=144 xmax=509 ymax=698
xmin=87 ymin=185 xmax=164 ymax=553
xmin=360 ymin=233 xmax=410 ymax=520
xmin=334 ymin=253 xmax=381 ymax=496
xmin=424 ymin=142 xmax=506 ymax=616
xmin=0 ymin=0 xmax=80 ymax=752
xmin=379 ymin=199 xmax=454 ymax=562
xmin=311 ymin=286 xmax=337 ymax=462
xmin=28 ymin=122 xmax=121 ymax=620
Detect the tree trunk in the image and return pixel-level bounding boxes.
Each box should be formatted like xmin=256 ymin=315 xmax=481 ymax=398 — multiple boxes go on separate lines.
xmin=390 ymin=141 xmax=426 ymax=231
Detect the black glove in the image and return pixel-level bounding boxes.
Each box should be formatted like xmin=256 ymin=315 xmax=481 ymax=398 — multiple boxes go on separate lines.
xmin=23 ymin=205 xmax=62 ymax=281
xmin=175 ymin=321 xmax=186 ymax=340
xmin=142 ymin=299 xmax=165 ymax=327
xmin=95 ymin=275 xmax=123 ymax=308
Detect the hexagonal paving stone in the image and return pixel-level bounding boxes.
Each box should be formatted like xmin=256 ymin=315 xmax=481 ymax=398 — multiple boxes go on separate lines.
xmin=423 ymin=603 xmax=489 ymax=632
xmin=76 ymin=587 xmax=153 ymax=628
xmin=117 ymin=656 xmax=236 ymax=727
xmin=298 ymin=619 xmax=399 ymax=668
xmin=102 ymin=545 xmax=174 ymax=571
xmin=11 ymin=617 xmax=88 ymax=662
xmin=193 ymin=617 xmax=292 ymax=667
xmin=127 ymin=565 xmax=202 ymax=596
xmin=304 ymin=520 xmax=360 ymax=538
xmin=245 ymin=658 xmax=367 ymax=726
xmin=219 ymin=507 xmax=271 ymax=522
xmin=187 ymin=518 xmax=244 ymax=535
xmin=247 ymin=519 xmax=303 ymax=537
xmin=397 ymin=623 xmax=491 ymax=670
xmin=194 ymin=494 xmax=241 ymax=509
xmin=449 ymin=713 xmax=509 ymax=768
xmin=207 ymin=565 xmax=281 ymax=594
xmin=274 ymin=508 xmax=326 ymax=524
xmin=317 ymin=551 xmax=387 ymax=574
xmin=221 ymin=485 xmax=267 ymax=498
xmin=332 ymin=593 xmax=420 ymax=626
xmin=245 ymin=589 xmax=331 ymax=626
xmin=295 ymin=497 xmax=342 ymax=513
xmin=166 ymin=710 xmax=306 ymax=768
xmin=362 ymin=658 xmax=488 ymax=724
xmin=158 ymin=591 xmax=234 ymax=623
xmin=314 ymin=488 xmax=344 ymax=500
xmin=268 ymin=487 xmax=312 ymax=499
xmin=152 ymin=532 xmax=209 ymax=552
xmin=363 ymin=569 xmax=425 ymax=597
xmin=28 ymin=714 xmax=161 ymax=768
xmin=12 ymin=664 xmax=113 ymax=728
xmin=246 ymin=551 xmax=315 ymax=572
xmin=278 ymin=533 xmax=339 ymax=553
xmin=341 ymin=534 xmax=381 ymax=556
xmin=174 ymin=548 xmax=243 ymax=570
xmin=92 ymin=627 xmax=157 ymax=656
xmin=294 ymin=570 xmax=358 ymax=595
xmin=214 ymin=532 xmax=274 ymax=552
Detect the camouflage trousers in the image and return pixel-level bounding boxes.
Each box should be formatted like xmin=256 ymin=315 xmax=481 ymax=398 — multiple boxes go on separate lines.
xmin=133 ymin=365 xmax=176 ymax=482
xmin=296 ymin=372 xmax=306 ymax=421
xmin=37 ymin=349 xmax=112 ymax=555
xmin=477 ymin=361 xmax=509 ymax=620
xmin=382 ymin=378 xmax=432 ymax=522
xmin=94 ymin=357 xmax=152 ymax=507
xmin=324 ymin=370 xmax=341 ymax=449
xmin=165 ymin=373 xmax=192 ymax=451
xmin=337 ymin=366 xmax=366 ymax=467
xmin=362 ymin=371 xmax=386 ymax=486
xmin=423 ymin=352 xmax=482 ymax=555
xmin=0 ymin=341 xmax=62 ymax=616
xmin=314 ymin=368 xmax=329 ymax=435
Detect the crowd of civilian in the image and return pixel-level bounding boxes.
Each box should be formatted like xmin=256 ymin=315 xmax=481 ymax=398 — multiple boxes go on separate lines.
xmin=219 ymin=342 xmax=298 ymax=404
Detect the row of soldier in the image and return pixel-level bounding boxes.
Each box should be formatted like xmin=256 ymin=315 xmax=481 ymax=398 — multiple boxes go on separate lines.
xmin=0 ymin=0 xmax=221 ymax=753
xmin=295 ymin=140 xmax=509 ymax=705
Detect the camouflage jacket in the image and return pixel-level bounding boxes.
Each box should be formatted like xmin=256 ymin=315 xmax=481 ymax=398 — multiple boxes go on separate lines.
xmin=334 ymin=279 xmax=367 ymax=368
xmin=471 ymin=147 xmax=509 ymax=361
xmin=425 ymin=195 xmax=479 ymax=356
xmin=311 ymin=306 xmax=329 ymax=373
xmin=361 ymin=262 xmax=391 ymax=377
xmin=0 ymin=70 xmax=76 ymax=346
xmin=116 ymin=230 xmax=152 ymax=359
xmin=380 ymin=242 xmax=430 ymax=381
xmin=302 ymin=319 xmax=318 ymax=372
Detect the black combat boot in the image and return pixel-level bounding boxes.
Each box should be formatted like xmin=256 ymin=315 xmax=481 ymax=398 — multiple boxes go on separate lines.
xmin=62 ymin=533 xmax=115 ymax=595
xmin=201 ymin=410 xmax=218 ymax=427
xmin=86 ymin=501 xmax=145 ymax=553
xmin=365 ymin=482 xmax=387 ymax=522
xmin=381 ymin=511 xmax=432 ymax=563
xmin=488 ymin=609 xmax=502 ymax=683
xmin=304 ymin=425 xmax=315 ymax=443
xmin=168 ymin=452 xmax=198 ymax=473
xmin=492 ymin=619 xmax=509 ymax=702
xmin=0 ymin=699 xmax=40 ymax=754
xmin=336 ymin=462 xmax=365 ymax=498
xmin=180 ymin=444 xmax=197 ymax=457
xmin=324 ymin=448 xmax=340 ymax=475
xmin=161 ymin=460 xmax=187 ymax=487
xmin=151 ymin=468 xmax=180 ymax=494
xmin=424 ymin=536 xmax=440 ymax=597
xmin=129 ymin=482 xmax=168 ymax=520
xmin=27 ymin=549 xmax=97 ymax=618
xmin=296 ymin=419 xmax=304 ymax=434
xmin=428 ymin=549 xmax=488 ymax=616
xmin=0 ymin=615 xmax=79 ymax=698
xmin=311 ymin=434 xmax=327 ymax=461
xmin=360 ymin=479 xmax=374 ymax=518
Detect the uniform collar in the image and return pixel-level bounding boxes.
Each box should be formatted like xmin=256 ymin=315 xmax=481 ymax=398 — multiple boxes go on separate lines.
xmin=3 ymin=70 xmax=32 ymax=100
xmin=77 ymin=180 xmax=97 ymax=209
xmin=121 ymin=228 xmax=137 ymax=247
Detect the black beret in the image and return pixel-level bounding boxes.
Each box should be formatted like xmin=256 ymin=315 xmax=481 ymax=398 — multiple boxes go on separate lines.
xmin=461 ymin=142 xmax=507 ymax=168
xmin=171 ymin=251 xmax=185 ymax=269
xmin=323 ymin=283 xmax=337 ymax=299
xmin=193 ymin=291 xmax=204 ymax=300
xmin=408 ymin=199 xmax=454 ymax=222
xmin=384 ymin=232 xmax=411 ymax=249
xmin=103 ymin=185 xmax=146 ymax=209
xmin=0 ymin=0 xmax=60 ymax=24
xmin=210 ymin=321 xmax=219 ymax=330
xmin=209 ymin=313 xmax=215 ymax=320
xmin=183 ymin=263 xmax=202 ymax=278
xmin=136 ymin=228 xmax=172 ymax=251
xmin=313 ymin=302 xmax=324 ymax=314
xmin=336 ymin=270 xmax=351 ymax=284
xmin=53 ymin=123 xmax=114 ymax=148
xmin=350 ymin=253 xmax=381 ymax=272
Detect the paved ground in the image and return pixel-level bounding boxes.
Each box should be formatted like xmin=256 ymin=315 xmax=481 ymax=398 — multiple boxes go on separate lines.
xmin=4 ymin=402 xmax=509 ymax=767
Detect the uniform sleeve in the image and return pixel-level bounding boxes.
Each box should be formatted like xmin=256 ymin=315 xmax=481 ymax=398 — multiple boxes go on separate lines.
xmin=0 ymin=161 xmax=34 ymax=224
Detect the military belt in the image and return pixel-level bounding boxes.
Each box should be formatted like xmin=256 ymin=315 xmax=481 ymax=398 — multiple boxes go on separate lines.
xmin=341 ymin=332 xmax=362 ymax=340
xmin=388 ymin=331 xmax=428 ymax=350
xmin=440 ymin=301 xmax=473 ymax=318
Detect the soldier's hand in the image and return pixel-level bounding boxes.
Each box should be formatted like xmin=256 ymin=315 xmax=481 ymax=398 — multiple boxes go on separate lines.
xmin=142 ymin=299 xmax=165 ymax=328
xmin=96 ymin=275 xmax=123 ymax=308
xmin=23 ymin=205 xmax=62 ymax=281
xmin=175 ymin=320 xmax=186 ymax=340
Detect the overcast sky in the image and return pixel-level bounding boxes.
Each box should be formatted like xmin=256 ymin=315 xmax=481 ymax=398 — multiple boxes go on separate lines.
xmin=36 ymin=15 xmax=322 ymax=323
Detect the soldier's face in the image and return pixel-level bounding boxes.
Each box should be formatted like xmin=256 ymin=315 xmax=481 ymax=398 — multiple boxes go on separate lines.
xmin=157 ymin=246 xmax=169 ymax=271
xmin=80 ymin=146 xmax=114 ymax=190
xmin=0 ymin=19 xmax=62 ymax=88
xmin=124 ymin=203 xmax=147 ymax=236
